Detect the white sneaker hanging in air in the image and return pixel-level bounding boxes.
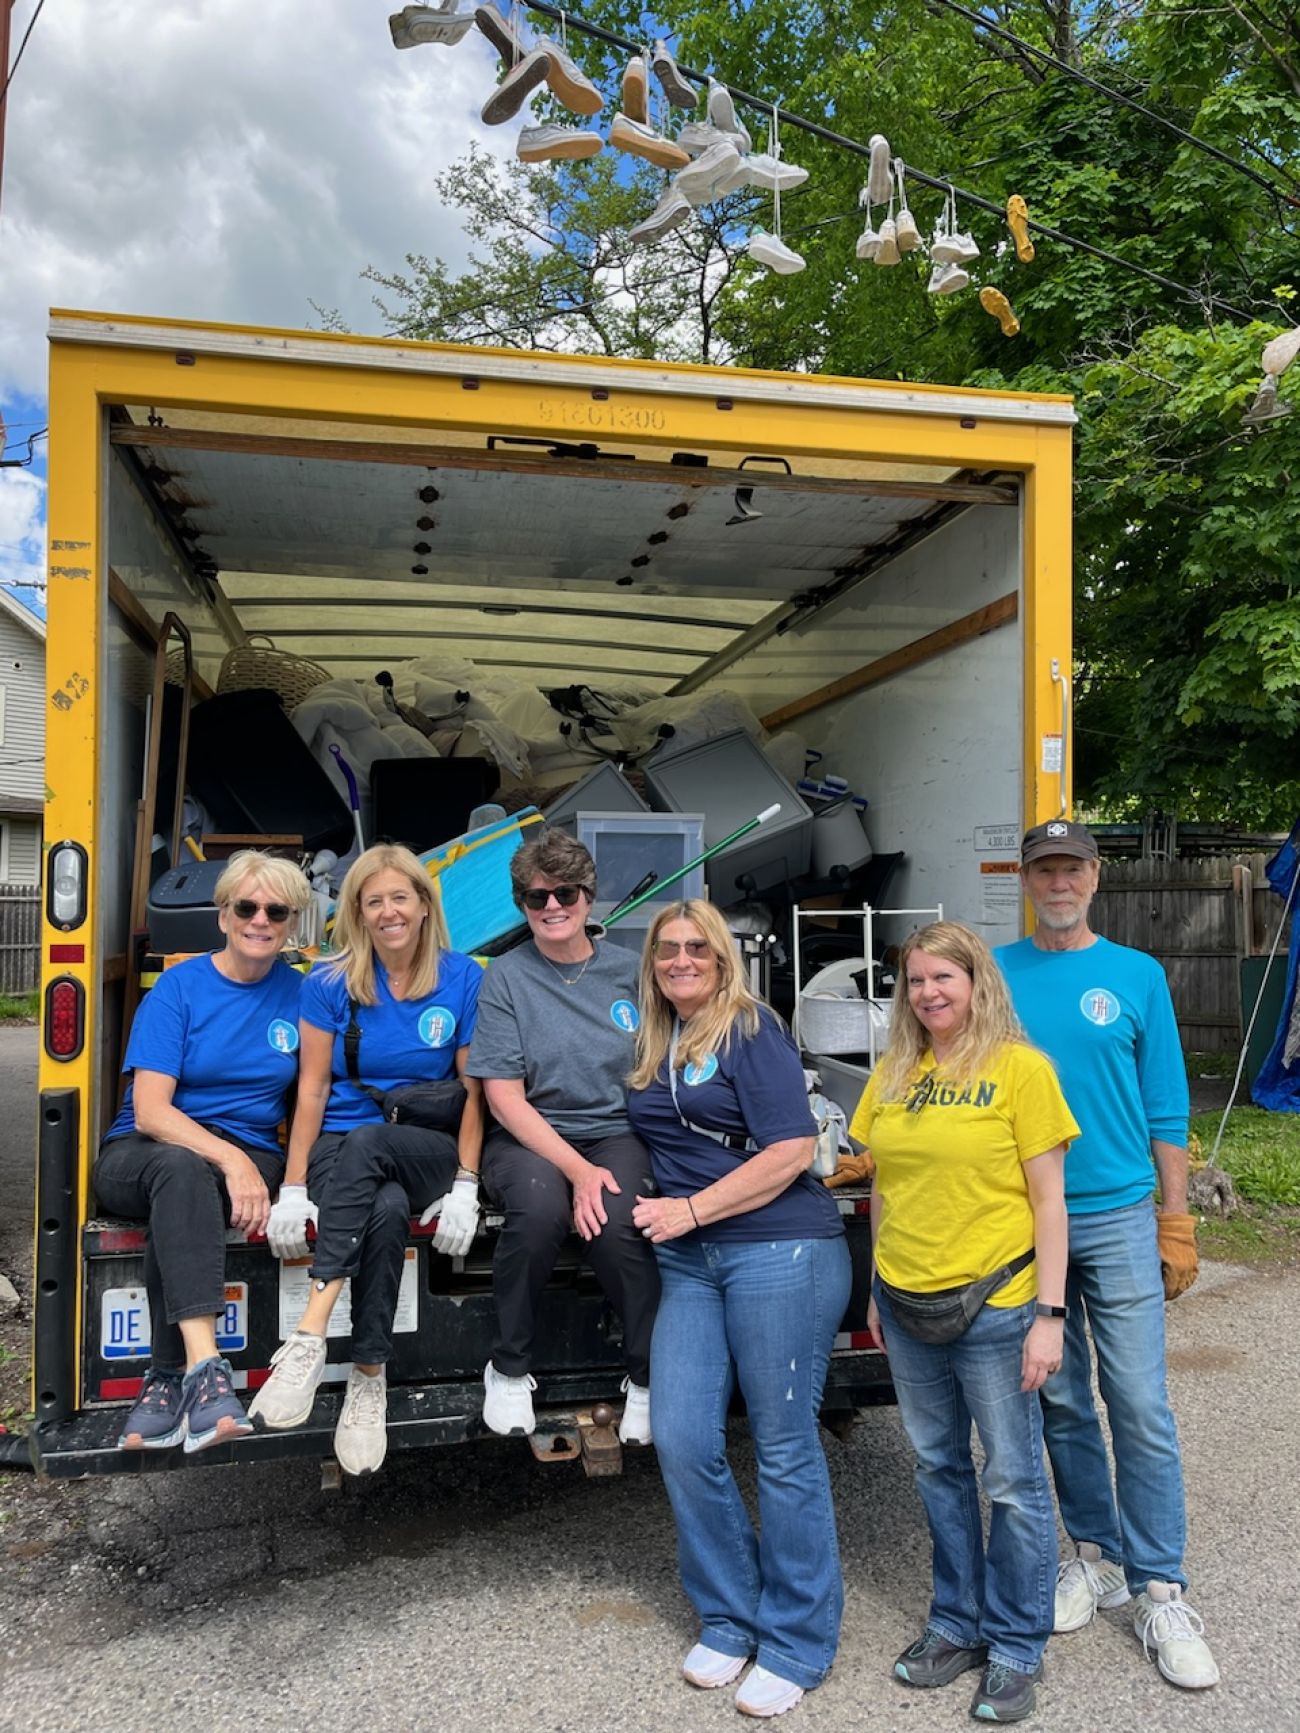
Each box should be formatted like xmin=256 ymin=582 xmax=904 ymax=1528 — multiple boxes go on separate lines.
xmin=621 ymin=52 xmax=649 ymax=123
xmin=874 ymin=217 xmax=900 ymax=266
xmin=893 ymin=161 xmax=921 ymax=251
xmin=652 ymin=38 xmax=698 ymax=107
xmin=855 ymin=217 xmax=881 ymax=261
xmin=480 ymin=47 xmax=551 ymax=126
xmin=723 ymin=153 xmax=808 ymax=195
xmin=517 ymin=124 xmax=603 ymax=163
xmin=629 ymin=186 xmax=693 ymax=246
xmin=928 ymin=261 xmax=969 ymax=295
xmin=609 ymin=112 xmax=691 ymax=170
xmin=535 ymin=35 xmax=603 ymax=116
xmin=867 ymin=133 xmax=892 ymax=204
xmin=947 ymin=229 xmax=980 ymax=263
xmin=706 ymin=79 xmax=751 ymax=152
xmin=748 ymin=232 xmax=806 ymax=274
xmin=389 ymin=2 xmax=476 ymax=50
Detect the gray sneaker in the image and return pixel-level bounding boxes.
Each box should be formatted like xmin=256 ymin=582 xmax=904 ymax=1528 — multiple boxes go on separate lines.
xmin=118 ymin=1368 xmax=186 ymax=1450
xmin=970 ymin=1659 xmax=1042 ymax=1722
xmin=249 ymin=1330 xmax=327 ymax=1430
xmin=894 ymin=1629 xmax=987 ymax=1688
xmin=334 ymin=1367 xmax=388 ymax=1476
xmin=181 ymin=1355 xmax=253 ymax=1454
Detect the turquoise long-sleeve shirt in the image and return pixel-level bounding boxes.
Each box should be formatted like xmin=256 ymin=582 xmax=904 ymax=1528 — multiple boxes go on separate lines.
xmin=995 ymin=935 xmax=1189 ymax=1215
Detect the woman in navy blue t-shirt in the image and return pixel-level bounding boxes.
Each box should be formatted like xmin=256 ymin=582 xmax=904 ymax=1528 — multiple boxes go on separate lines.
xmin=95 ymin=849 xmax=312 ymax=1456
xmin=629 ymin=898 xmax=850 ymax=1719
xmin=249 ymin=843 xmax=483 ymax=1476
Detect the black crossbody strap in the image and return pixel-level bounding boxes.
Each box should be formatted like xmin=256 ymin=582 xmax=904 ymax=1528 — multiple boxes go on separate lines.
xmin=667 ymin=1020 xmax=758 ymax=1155
xmin=343 ymin=997 xmax=388 ymax=1109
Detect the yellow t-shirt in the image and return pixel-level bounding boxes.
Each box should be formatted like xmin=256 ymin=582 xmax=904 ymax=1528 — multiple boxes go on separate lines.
xmin=849 ymin=1042 xmax=1078 ymax=1308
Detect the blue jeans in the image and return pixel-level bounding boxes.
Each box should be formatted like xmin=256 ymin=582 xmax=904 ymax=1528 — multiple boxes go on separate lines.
xmin=1041 ymin=1199 xmax=1187 ymax=1592
xmin=875 ymin=1282 xmax=1056 ymax=1673
xmin=651 ymin=1235 xmax=852 ymax=1691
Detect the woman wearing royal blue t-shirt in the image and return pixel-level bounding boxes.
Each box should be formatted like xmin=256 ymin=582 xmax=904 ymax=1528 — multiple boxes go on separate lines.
xmin=629 ymin=899 xmax=851 ymax=1720
xmin=95 ymin=850 xmax=312 ymax=1456
xmin=250 ymin=843 xmax=484 ymax=1476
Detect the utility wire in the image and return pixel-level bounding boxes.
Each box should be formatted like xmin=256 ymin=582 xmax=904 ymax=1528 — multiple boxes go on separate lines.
xmin=0 ymin=0 xmax=47 ymax=107
xmin=490 ymin=3 xmax=1261 ymax=324
xmin=925 ymin=0 xmax=1300 ymax=207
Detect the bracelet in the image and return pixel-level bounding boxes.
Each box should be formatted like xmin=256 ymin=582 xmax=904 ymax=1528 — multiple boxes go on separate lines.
xmin=686 ymin=1196 xmax=700 ymax=1228
xmin=456 ymin=1165 xmax=480 ymax=1182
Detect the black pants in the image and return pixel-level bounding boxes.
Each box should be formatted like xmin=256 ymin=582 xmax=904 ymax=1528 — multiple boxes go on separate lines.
xmin=95 ymin=1129 xmax=285 ymax=1375
xmin=307 ymin=1121 xmax=458 ymax=1365
xmin=481 ymin=1127 xmax=661 ymax=1385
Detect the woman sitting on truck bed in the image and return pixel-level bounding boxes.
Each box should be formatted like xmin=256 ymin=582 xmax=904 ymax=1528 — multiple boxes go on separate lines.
xmin=96 ymin=849 xmax=312 ymax=1455
xmin=250 ymin=843 xmax=484 ymax=1476
xmin=628 ymin=898 xmax=850 ymax=1720
xmin=466 ymin=829 xmax=660 ymax=1445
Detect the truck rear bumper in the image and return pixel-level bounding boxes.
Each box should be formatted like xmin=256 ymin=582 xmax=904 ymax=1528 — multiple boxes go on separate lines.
xmin=29 ymin=1353 xmax=893 ymax=1478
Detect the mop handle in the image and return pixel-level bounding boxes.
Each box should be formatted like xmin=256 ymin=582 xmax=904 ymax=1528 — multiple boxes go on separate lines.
xmin=328 ymin=744 xmax=366 ymax=854
xmin=603 ymin=805 xmax=782 ymax=927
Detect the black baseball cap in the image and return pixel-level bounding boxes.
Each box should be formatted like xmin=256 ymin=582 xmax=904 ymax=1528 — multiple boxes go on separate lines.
xmin=1021 ymin=819 xmax=1099 ymax=865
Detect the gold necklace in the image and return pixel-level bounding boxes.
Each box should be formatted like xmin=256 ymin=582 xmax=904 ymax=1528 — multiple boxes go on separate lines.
xmin=541 ymin=946 xmax=594 ymax=987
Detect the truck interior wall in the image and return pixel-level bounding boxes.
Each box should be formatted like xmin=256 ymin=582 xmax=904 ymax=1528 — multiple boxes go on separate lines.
xmin=714 ymin=503 xmax=1024 ymax=950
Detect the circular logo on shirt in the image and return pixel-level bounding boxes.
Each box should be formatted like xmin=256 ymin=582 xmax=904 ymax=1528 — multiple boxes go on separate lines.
xmin=682 ymin=1054 xmax=719 ymax=1086
xmin=267 ymin=1019 xmax=299 ymax=1054
xmin=418 ymin=1006 xmax=457 ymax=1048
xmin=610 ymin=999 xmax=640 ymax=1032
xmin=1080 ymin=988 xmax=1121 ymax=1027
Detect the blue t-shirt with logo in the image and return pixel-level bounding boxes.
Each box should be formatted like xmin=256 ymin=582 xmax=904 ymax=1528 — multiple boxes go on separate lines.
xmin=107 ymin=954 xmax=304 ymax=1151
xmin=301 ymin=950 xmax=483 ymax=1132
xmin=996 ymin=934 xmax=1188 ymax=1214
xmin=627 ymin=1007 xmax=844 ymax=1242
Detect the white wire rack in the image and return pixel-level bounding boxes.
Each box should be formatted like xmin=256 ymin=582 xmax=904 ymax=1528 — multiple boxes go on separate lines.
xmin=792 ymin=902 xmax=944 ymax=1070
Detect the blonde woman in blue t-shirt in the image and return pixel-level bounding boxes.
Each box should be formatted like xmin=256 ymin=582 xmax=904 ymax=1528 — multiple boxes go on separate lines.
xmin=849 ymin=921 xmax=1076 ymax=1725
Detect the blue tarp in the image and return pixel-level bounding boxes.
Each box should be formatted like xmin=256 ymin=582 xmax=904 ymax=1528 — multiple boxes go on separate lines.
xmin=1250 ymin=823 xmax=1300 ymax=1112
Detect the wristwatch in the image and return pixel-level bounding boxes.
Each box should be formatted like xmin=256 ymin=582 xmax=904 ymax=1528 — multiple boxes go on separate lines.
xmin=1035 ymin=1302 xmax=1068 ymax=1319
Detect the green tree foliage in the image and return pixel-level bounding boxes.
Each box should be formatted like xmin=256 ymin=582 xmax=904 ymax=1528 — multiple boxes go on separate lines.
xmin=362 ymin=0 xmax=1300 ymax=823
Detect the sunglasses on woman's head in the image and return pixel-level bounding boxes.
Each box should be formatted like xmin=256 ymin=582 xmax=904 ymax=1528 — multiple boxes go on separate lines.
xmin=231 ymin=899 xmax=293 ymax=923
xmin=653 ymin=939 xmax=712 ymax=961
xmin=521 ymin=884 xmax=587 ymax=910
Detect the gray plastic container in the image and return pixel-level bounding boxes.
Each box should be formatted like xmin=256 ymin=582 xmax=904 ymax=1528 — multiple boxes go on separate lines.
xmin=542 ymin=761 xmax=648 ymax=834
xmin=644 ymin=729 xmax=813 ymax=902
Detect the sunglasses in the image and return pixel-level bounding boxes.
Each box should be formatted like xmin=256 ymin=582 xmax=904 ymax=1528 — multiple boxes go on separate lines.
xmin=905 ymin=1074 xmax=936 ymax=1115
xmin=231 ymin=899 xmax=293 ymax=923
xmin=653 ymin=939 xmax=713 ymax=961
xmin=521 ymin=884 xmax=589 ymax=911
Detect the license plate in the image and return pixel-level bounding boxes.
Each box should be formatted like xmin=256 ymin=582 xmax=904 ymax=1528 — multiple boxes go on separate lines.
xmin=100 ymin=1283 xmax=248 ymax=1359
xmin=277 ymin=1248 xmax=419 ymax=1341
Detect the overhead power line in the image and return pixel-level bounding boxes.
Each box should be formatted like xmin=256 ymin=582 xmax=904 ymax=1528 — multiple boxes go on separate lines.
xmin=1 ymin=0 xmax=47 ymax=107
xmin=512 ymin=0 xmax=1260 ymax=324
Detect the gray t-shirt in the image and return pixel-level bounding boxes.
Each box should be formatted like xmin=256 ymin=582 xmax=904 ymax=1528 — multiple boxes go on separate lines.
xmin=466 ymin=938 xmax=641 ymax=1140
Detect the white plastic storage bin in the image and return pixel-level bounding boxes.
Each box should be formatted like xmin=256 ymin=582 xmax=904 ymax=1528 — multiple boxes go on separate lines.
xmin=576 ymin=811 xmax=706 ymax=923
xmin=644 ymin=729 xmax=813 ymax=902
xmin=543 ymin=762 xmax=648 ymax=833
xmin=797 ymin=990 xmax=891 ymax=1056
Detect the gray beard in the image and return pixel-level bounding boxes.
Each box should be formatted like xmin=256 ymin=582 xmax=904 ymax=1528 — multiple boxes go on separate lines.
xmin=1033 ymin=903 xmax=1088 ymax=931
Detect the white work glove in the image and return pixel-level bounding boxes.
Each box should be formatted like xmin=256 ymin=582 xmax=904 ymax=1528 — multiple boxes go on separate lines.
xmin=422 ymin=1176 xmax=481 ymax=1258
xmin=266 ymin=1184 xmax=318 ymax=1261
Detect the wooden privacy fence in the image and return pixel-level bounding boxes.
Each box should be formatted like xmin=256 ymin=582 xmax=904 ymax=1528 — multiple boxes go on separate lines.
xmin=1092 ymin=854 xmax=1293 ymax=1055
xmin=0 ymin=882 xmax=41 ymax=996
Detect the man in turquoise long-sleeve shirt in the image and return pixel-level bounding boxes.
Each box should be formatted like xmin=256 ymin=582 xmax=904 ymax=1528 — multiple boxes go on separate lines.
xmin=996 ymin=820 xmax=1218 ymax=1693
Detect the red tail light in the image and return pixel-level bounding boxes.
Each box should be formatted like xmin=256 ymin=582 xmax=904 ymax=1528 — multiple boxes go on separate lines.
xmin=45 ymin=976 xmax=85 ymax=1061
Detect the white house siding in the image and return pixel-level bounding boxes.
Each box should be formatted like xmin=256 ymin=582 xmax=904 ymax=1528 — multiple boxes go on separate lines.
xmin=0 ymin=600 xmax=46 ymax=885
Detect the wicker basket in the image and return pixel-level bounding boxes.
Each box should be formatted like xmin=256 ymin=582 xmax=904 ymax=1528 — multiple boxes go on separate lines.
xmin=216 ymin=636 xmax=333 ymax=708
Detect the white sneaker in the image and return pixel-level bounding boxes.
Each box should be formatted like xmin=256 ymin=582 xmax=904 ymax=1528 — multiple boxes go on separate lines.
xmin=895 ymin=204 xmax=922 ymax=252
xmin=651 ymin=38 xmax=698 ymax=108
xmin=389 ymin=2 xmax=476 ymax=50
xmin=682 ymin=1643 xmax=748 ymax=1688
xmin=927 ymin=261 xmax=969 ymax=295
xmin=517 ymin=124 xmax=603 ymax=163
xmin=480 ymin=47 xmax=551 ymax=126
xmin=874 ymin=217 xmax=900 ymax=266
xmin=618 ymin=1376 xmax=652 ymax=1444
xmin=249 ymin=1330 xmax=327 ymax=1430
xmin=535 ymin=35 xmax=603 ymax=117
xmin=482 ymin=1359 xmax=537 ymax=1435
xmin=721 ymin=152 xmax=808 ymax=195
xmin=855 ymin=219 xmax=881 ymax=261
xmin=1055 ymin=1540 xmax=1131 ymax=1631
xmin=1132 ymin=1583 xmax=1220 ymax=1689
xmin=673 ymin=139 xmax=743 ymax=205
xmin=629 ymin=187 xmax=692 ymax=246
xmin=735 ymin=1666 xmax=804 ymax=1718
xmin=705 ymin=79 xmax=750 ymax=151
xmin=677 ymin=119 xmax=751 ymax=159
xmin=747 ymin=232 xmax=806 ymax=275
xmin=621 ymin=53 xmax=649 ymax=124
xmin=867 ymin=133 xmax=892 ymax=204
xmin=947 ymin=229 xmax=980 ymax=264
xmin=609 ymin=112 xmax=690 ymax=171
xmin=474 ymin=3 xmax=526 ymax=66
xmin=334 ymin=1366 xmax=388 ymax=1476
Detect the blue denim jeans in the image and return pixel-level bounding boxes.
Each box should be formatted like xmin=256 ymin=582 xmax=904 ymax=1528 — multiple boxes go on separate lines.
xmin=875 ymin=1282 xmax=1056 ymax=1673
xmin=651 ymin=1235 xmax=852 ymax=1691
xmin=1041 ymin=1198 xmax=1187 ymax=1592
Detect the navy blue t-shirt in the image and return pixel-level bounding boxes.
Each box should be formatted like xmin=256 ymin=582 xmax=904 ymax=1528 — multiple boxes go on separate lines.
xmin=627 ymin=1008 xmax=843 ymax=1242
xmin=301 ymin=950 xmax=483 ymax=1132
xmin=106 ymin=954 xmax=304 ymax=1151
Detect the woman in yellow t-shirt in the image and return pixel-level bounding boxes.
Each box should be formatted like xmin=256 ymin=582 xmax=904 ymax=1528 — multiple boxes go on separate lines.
xmin=849 ymin=921 xmax=1076 ymax=1725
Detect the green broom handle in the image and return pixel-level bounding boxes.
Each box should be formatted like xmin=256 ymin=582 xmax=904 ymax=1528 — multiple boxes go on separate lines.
xmin=602 ymin=804 xmax=782 ymax=927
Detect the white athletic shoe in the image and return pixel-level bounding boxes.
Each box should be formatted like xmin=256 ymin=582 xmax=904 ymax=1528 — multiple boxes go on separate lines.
xmin=682 ymin=1643 xmax=749 ymax=1688
xmin=334 ymin=1366 xmax=388 ymax=1476
xmin=1132 ymin=1583 xmax=1220 ymax=1689
xmin=249 ymin=1330 xmax=327 ymax=1430
xmin=1055 ymin=1540 xmax=1131 ymax=1630
xmin=482 ymin=1359 xmax=537 ymax=1435
xmin=618 ymin=1376 xmax=652 ymax=1445
xmin=736 ymin=1665 xmax=804 ymax=1717
xmin=389 ymin=2 xmax=477 ymax=50
xmin=673 ymin=139 xmax=743 ymax=206
xmin=629 ymin=187 xmax=692 ymax=247
xmin=748 ymin=232 xmax=806 ymax=275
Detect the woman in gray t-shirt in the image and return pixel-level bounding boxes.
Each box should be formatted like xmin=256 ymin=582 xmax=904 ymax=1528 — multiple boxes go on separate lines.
xmin=467 ymin=830 xmax=660 ymax=1444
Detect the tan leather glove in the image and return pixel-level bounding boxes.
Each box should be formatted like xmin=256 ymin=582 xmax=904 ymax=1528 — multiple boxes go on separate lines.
xmin=1156 ymin=1212 xmax=1199 ymax=1300
xmin=824 ymin=1150 xmax=875 ymax=1189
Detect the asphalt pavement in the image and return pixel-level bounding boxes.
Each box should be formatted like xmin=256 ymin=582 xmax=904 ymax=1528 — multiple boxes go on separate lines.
xmin=1 ymin=1025 xmax=1297 ymax=1733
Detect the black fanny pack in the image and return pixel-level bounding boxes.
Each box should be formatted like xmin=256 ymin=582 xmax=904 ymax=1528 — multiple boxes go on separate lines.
xmin=344 ymin=998 xmax=466 ymax=1133
xmin=878 ymin=1246 xmax=1036 ymax=1345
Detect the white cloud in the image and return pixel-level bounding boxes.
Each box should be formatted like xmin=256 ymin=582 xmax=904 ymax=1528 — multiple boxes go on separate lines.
xmin=0 ymin=0 xmax=519 ymax=400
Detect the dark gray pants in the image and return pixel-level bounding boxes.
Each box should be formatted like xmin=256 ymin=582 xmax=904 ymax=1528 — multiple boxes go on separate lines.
xmin=307 ymin=1121 xmax=458 ymax=1365
xmin=95 ymin=1129 xmax=284 ymax=1374
xmin=481 ymin=1127 xmax=661 ymax=1384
